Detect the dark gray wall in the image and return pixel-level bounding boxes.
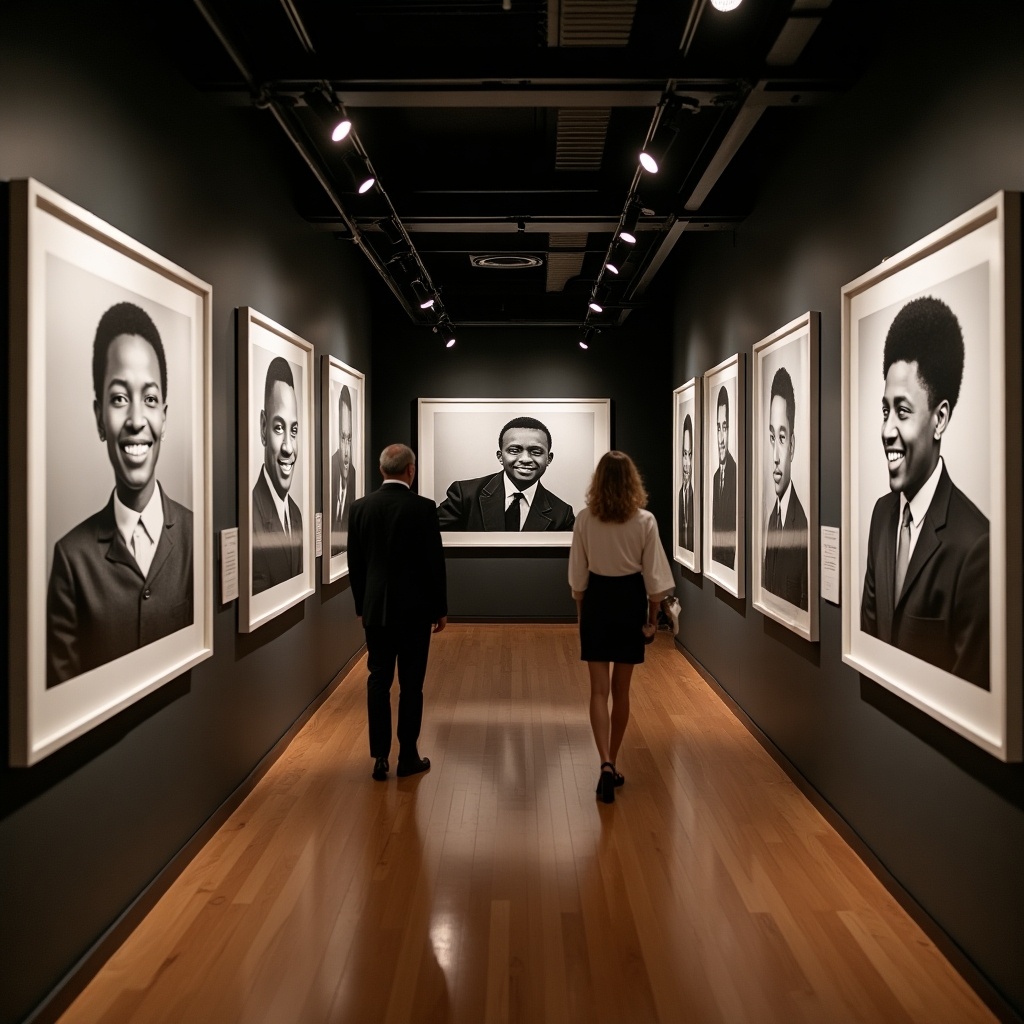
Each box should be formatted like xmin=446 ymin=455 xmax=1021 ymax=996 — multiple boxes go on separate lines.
xmin=367 ymin=302 xmax=673 ymax=618
xmin=668 ymin=2 xmax=1024 ymax=1017
xmin=0 ymin=5 xmax=371 ymax=1023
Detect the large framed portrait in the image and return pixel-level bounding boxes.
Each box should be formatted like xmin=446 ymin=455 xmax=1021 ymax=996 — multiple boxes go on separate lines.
xmin=8 ymin=179 xmax=213 ymax=766
xmin=321 ymin=355 xmax=365 ymax=584
xmin=702 ymin=355 xmax=745 ymax=597
xmin=751 ymin=312 xmax=819 ymax=641
xmin=238 ymin=307 xmax=316 ymax=632
xmin=672 ymin=378 xmax=702 ymax=572
xmin=842 ymin=191 xmax=1021 ymax=761
xmin=417 ymin=397 xmax=611 ymax=548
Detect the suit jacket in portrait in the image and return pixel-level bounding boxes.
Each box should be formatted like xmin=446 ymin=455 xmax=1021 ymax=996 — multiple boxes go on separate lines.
xmin=47 ymin=486 xmax=194 ymax=687
xmin=762 ymin=486 xmax=808 ymax=610
xmin=348 ymin=484 xmax=448 ymax=627
xmin=711 ymin=451 xmax=737 ymax=568
xmin=436 ymin=471 xmax=576 ymax=532
xmin=678 ymin=482 xmax=694 ymax=551
xmin=252 ymin=470 xmax=303 ymax=595
xmin=330 ymin=449 xmax=356 ymax=556
xmin=860 ymin=464 xmax=989 ymax=689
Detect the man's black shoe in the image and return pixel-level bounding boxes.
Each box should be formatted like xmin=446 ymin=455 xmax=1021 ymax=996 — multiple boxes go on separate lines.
xmin=372 ymin=756 xmax=389 ymax=781
xmin=396 ymin=756 xmax=430 ymax=777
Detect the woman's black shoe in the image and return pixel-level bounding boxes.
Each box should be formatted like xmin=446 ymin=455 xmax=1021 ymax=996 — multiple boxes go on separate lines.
xmin=596 ymin=762 xmax=616 ymax=803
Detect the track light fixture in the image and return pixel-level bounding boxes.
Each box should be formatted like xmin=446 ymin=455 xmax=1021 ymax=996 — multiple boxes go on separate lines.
xmin=411 ymin=278 xmax=435 ymax=310
xmin=342 ymin=152 xmax=375 ymax=194
xmin=440 ymin=320 xmax=456 ymax=348
xmin=303 ymin=85 xmax=352 ymax=145
xmin=619 ymin=202 xmax=640 ymax=245
xmin=710 ymin=0 xmax=742 ymax=10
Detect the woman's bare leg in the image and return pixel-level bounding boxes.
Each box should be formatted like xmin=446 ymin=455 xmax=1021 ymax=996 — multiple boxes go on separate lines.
xmin=587 ymin=661 xmax=612 ymax=764
xmin=608 ymin=663 xmax=635 ymax=764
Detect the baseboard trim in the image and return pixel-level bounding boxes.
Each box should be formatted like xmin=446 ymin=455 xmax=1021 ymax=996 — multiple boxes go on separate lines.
xmin=25 ymin=644 xmax=367 ymax=1024
xmin=676 ymin=639 xmax=1021 ymax=1024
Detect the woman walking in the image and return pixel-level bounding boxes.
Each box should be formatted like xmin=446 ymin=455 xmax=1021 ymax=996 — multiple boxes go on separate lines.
xmin=569 ymin=451 xmax=675 ymax=803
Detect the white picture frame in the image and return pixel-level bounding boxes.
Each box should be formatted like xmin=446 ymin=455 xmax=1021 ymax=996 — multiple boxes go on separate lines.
xmin=841 ymin=191 xmax=1021 ymax=761
xmin=321 ymin=355 xmax=365 ymax=584
xmin=8 ymin=179 xmax=214 ymax=765
xmin=751 ymin=312 xmax=820 ymax=641
xmin=672 ymin=377 xmax=702 ymax=572
xmin=702 ymin=354 xmax=745 ymax=597
xmin=238 ymin=307 xmax=316 ymax=631
xmin=417 ymin=397 xmax=611 ymax=548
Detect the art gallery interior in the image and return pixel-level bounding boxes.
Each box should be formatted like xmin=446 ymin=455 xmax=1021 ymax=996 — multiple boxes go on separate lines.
xmin=1 ymin=0 xmax=1023 ymax=1022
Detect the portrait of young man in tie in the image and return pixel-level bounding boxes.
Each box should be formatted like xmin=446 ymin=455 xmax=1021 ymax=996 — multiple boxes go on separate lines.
xmin=859 ymin=295 xmax=989 ymax=689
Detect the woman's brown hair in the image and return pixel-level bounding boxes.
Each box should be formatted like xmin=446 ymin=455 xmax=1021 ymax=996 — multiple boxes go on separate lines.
xmin=586 ymin=450 xmax=648 ymax=523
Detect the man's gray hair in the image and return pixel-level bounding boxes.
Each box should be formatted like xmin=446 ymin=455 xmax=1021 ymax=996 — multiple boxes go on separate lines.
xmin=380 ymin=443 xmax=416 ymax=476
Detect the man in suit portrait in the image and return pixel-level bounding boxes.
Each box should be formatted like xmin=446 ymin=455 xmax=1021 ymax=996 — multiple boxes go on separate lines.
xmin=251 ymin=356 xmax=303 ymax=595
xmin=860 ymin=295 xmax=989 ymax=688
xmin=436 ymin=416 xmax=576 ymax=532
xmin=348 ymin=444 xmax=448 ymax=781
xmin=762 ymin=367 xmax=808 ymax=609
xmin=47 ymin=301 xmax=193 ymax=687
xmin=678 ymin=413 xmax=694 ymax=551
xmin=330 ymin=384 xmax=355 ymax=556
xmin=711 ymin=386 xmax=737 ymax=568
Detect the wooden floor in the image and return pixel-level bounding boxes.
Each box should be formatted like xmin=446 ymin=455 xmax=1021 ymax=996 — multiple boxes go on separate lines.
xmin=60 ymin=625 xmax=994 ymax=1024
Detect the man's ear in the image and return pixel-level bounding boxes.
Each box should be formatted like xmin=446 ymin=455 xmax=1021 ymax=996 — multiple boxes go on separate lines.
xmin=260 ymin=409 xmax=267 ymax=448
xmin=547 ymin=451 xmax=554 ymax=464
xmin=933 ymin=399 xmax=951 ymax=441
xmin=94 ymin=399 xmax=104 ymax=440
xmin=496 ymin=449 xmax=502 ymax=463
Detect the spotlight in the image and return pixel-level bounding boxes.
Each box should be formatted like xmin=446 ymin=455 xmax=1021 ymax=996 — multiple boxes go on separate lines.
xmin=639 ymin=148 xmax=660 ymax=174
xmin=710 ymin=0 xmax=742 ymax=9
xmin=606 ymin=262 xmax=619 ymax=275
xmin=343 ymin=152 xmax=375 ymax=194
xmin=588 ymin=299 xmax=603 ymax=313
xmin=606 ymin=243 xmax=624 ymax=276
xmin=579 ymin=340 xmax=589 ymax=350
xmin=441 ymin=321 xmax=456 ymax=348
xmin=619 ymin=203 xmax=640 ymax=245
xmin=411 ymin=278 xmax=435 ymax=310
xmin=304 ymin=87 xmax=352 ymax=145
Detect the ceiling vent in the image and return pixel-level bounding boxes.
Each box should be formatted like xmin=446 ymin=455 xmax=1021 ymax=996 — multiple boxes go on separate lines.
xmin=470 ymin=254 xmax=545 ymax=269
xmin=555 ymin=108 xmax=611 ymax=171
xmin=556 ymin=0 xmax=637 ymax=47
xmin=545 ymin=232 xmax=588 ymax=292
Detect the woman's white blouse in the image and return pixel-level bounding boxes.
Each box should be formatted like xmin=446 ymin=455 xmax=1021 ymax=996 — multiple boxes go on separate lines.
xmin=568 ymin=507 xmax=674 ymax=598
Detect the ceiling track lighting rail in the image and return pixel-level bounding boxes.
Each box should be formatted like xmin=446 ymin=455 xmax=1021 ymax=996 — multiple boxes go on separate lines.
xmin=193 ymin=0 xmax=451 ymax=331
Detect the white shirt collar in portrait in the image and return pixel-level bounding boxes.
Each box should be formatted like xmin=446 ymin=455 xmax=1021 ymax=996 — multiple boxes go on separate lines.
xmin=114 ymin=481 xmax=164 ymax=576
xmin=261 ymin=465 xmax=293 ymax=533
xmin=898 ymin=455 xmax=944 ymax=561
xmin=503 ymin=474 xmax=538 ymax=526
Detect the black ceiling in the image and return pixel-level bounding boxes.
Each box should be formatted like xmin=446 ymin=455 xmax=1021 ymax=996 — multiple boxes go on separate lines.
xmin=147 ymin=0 xmax=880 ymax=335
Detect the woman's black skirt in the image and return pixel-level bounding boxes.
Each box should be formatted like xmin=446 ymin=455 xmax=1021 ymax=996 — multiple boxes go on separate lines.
xmin=579 ymin=571 xmax=647 ymax=664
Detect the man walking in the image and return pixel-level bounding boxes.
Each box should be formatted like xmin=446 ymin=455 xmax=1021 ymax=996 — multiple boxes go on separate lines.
xmin=347 ymin=444 xmax=448 ymax=780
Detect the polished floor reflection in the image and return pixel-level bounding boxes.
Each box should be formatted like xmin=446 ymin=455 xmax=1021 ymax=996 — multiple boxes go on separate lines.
xmin=60 ymin=625 xmax=994 ymax=1023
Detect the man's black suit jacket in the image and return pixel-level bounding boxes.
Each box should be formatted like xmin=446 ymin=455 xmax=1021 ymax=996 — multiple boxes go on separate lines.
xmin=678 ymin=483 xmax=694 ymax=551
xmin=436 ymin=471 xmax=576 ymax=532
xmin=348 ymin=483 xmax=447 ymax=627
xmin=330 ymin=450 xmax=355 ymax=556
xmin=252 ymin=470 xmax=303 ymax=595
xmin=711 ymin=451 xmax=737 ymax=568
xmin=762 ymin=486 xmax=808 ymax=610
xmin=47 ymin=485 xmax=193 ymax=687
xmin=860 ymin=463 xmax=989 ymax=688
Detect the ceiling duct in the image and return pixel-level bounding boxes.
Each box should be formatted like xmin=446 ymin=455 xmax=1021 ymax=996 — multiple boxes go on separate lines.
xmin=555 ymin=108 xmax=611 ymax=171
xmin=556 ymin=0 xmax=638 ymax=46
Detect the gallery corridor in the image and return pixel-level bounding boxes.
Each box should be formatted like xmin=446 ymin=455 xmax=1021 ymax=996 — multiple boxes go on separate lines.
xmin=58 ymin=625 xmax=994 ymax=1024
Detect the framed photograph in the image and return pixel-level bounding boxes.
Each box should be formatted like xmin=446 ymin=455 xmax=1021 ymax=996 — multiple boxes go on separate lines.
xmin=672 ymin=378 xmax=702 ymax=572
xmin=321 ymin=355 xmax=365 ymax=584
xmin=842 ymin=191 xmax=1021 ymax=761
xmin=8 ymin=179 xmax=213 ymax=766
xmin=417 ymin=398 xmax=611 ymax=548
xmin=751 ymin=312 xmax=820 ymax=641
xmin=702 ymin=354 xmax=745 ymax=597
xmin=238 ymin=307 xmax=316 ymax=632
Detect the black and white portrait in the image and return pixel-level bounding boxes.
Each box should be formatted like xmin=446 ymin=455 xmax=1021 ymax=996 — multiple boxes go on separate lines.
xmin=9 ymin=179 xmax=213 ymax=765
xmin=703 ymin=355 xmax=745 ymax=597
xmin=322 ymin=355 xmax=365 ymax=583
xmin=672 ymin=378 xmax=701 ymax=572
xmin=239 ymin=308 xmax=315 ymax=631
xmin=417 ymin=398 xmax=611 ymax=548
xmin=842 ymin=191 xmax=1021 ymax=760
xmin=752 ymin=313 xmax=819 ymax=641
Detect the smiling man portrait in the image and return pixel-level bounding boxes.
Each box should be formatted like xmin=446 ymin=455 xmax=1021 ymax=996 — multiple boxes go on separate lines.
xmin=47 ymin=301 xmax=194 ymax=687
xmin=252 ymin=355 xmax=303 ymax=594
xmin=436 ymin=416 xmax=576 ymax=532
xmin=860 ymin=295 xmax=989 ymax=688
